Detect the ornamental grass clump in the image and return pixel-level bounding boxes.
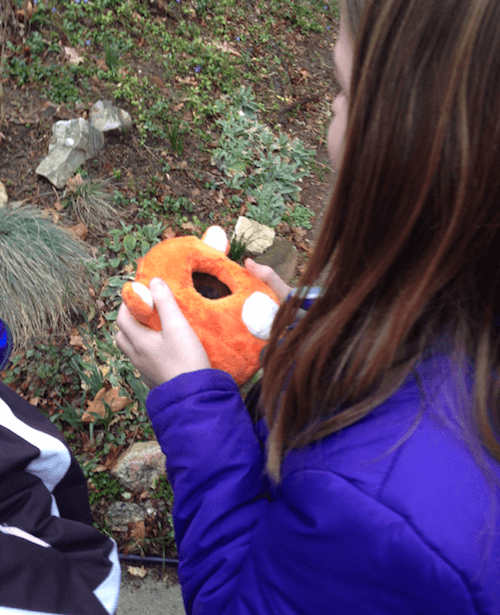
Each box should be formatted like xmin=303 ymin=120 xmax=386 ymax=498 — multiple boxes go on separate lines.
xmin=0 ymin=205 xmax=94 ymax=352
xmin=65 ymin=175 xmax=120 ymax=233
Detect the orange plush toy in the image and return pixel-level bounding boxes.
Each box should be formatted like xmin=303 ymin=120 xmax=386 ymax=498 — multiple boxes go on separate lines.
xmin=121 ymin=226 xmax=280 ymax=386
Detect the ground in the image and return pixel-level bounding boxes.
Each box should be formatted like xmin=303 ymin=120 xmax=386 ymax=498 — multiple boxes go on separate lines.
xmin=0 ymin=0 xmax=339 ymax=562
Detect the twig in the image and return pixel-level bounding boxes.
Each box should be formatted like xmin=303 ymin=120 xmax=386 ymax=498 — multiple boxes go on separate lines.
xmin=277 ymin=94 xmax=322 ymax=124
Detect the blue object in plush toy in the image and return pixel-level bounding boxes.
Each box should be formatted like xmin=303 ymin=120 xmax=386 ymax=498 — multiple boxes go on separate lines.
xmin=0 ymin=319 xmax=12 ymax=371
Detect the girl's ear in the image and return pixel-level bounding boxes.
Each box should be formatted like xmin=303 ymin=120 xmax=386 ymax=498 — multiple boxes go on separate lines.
xmin=201 ymin=226 xmax=230 ymax=255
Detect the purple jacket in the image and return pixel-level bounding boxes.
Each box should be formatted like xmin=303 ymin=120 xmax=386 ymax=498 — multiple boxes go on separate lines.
xmin=146 ymin=353 xmax=500 ymax=614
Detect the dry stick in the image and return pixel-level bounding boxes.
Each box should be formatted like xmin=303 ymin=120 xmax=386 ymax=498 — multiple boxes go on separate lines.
xmin=0 ymin=0 xmax=7 ymax=126
xmin=277 ymin=94 xmax=323 ymax=124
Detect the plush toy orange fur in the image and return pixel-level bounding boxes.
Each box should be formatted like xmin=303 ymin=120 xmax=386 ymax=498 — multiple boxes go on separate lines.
xmin=121 ymin=226 xmax=280 ymax=385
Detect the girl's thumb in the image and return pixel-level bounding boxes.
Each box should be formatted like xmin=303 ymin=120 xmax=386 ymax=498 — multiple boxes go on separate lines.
xmin=149 ymin=278 xmax=177 ymax=315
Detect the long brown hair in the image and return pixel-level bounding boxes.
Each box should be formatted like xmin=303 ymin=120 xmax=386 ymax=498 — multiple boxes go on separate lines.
xmin=261 ymin=0 xmax=500 ymax=483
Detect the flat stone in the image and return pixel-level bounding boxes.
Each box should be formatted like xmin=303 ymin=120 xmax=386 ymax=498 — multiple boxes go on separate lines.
xmin=255 ymin=238 xmax=298 ymax=284
xmin=111 ymin=441 xmax=166 ymax=492
xmin=89 ymin=100 xmax=132 ymax=134
xmin=234 ymin=217 xmax=275 ymax=254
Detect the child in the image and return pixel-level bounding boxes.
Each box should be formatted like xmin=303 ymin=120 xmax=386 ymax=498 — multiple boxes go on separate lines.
xmin=115 ymin=0 xmax=500 ymax=612
xmin=0 ymin=318 xmax=121 ymax=614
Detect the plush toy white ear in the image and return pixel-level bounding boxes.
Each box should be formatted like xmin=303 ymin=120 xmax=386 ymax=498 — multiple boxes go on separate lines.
xmin=201 ymin=226 xmax=229 ymax=254
xmin=241 ymin=292 xmax=280 ymax=340
xmin=131 ymin=282 xmax=154 ymax=308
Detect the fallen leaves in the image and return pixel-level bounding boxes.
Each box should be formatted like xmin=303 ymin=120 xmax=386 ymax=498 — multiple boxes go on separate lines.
xmin=127 ymin=565 xmax=147 ymax=578
xmin=69 ymin=333 xmax=86 ymax=351
xmin=161 ymin=227 xmax=176 ymax=240
xmin=82 ymin=387 xmax=132 ymax=422
xmin=67 ymin=222 xmax=89 ymax=241
xmin=208 ymin=41 xmax=241 ymax=57
xmin=63 ymin=47 xmax=85 ymax=66
xmin=66 ymin=173 xmax=84 ymax=193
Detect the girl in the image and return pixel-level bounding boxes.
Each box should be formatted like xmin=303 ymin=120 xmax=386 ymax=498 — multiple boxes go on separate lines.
xmin=116 ymin=0 xmax=500 ymax=612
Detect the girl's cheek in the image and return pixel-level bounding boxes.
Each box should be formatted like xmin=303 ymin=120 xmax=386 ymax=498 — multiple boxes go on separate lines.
xmin=327 ymin=94 xmax=348 ymax=169
xmin=332 ymin=93 xmax=346 ymax=116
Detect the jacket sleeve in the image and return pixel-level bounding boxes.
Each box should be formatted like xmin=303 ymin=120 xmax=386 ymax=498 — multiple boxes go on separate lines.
xmin=0 ymin=382 xmax=120 ymax=615
xmin=146 ymin=369 xmax=271 ymax=614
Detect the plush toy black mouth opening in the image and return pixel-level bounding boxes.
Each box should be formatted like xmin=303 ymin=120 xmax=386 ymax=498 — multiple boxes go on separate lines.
xmin=192 ymin=272 xmax=232 ymax=300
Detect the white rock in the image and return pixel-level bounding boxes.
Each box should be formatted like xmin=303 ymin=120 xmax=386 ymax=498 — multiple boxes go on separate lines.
xmin=234 ymin=216 xmax=275 ymax=254
xmin=89 ymin=100 xmax=132 ymax=133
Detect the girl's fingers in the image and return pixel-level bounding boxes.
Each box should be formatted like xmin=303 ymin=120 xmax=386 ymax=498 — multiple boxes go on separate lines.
xmin=244 ymin=259 xmax=292 ymax=302
xmin=116 ymin=279 xmax=210 ymax=387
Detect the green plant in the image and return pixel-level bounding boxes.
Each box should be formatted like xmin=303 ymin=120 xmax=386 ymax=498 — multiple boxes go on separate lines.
xmin=0 ymin=206 xmax=93 ymax=352
xmin=166 ymin=119 xmax=186 ymax=156
xmin=283 ymin=204 xmax=315 ymax=229
xmin=53 ymin=396 xmax=86 ymax=430
xmin=88 ymin=472 xmax=125 ymax=506
xmin=212 ymin=87 xmax=316 ymax=227
xmin=103 ymin=37 xmax=132 ymax=76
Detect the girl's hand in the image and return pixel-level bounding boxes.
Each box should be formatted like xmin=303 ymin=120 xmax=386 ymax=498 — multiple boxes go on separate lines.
xmin=115 ymin=278 xmax=211 ymax=389
xmin=244 ymin=259 xmax=292 ymax=303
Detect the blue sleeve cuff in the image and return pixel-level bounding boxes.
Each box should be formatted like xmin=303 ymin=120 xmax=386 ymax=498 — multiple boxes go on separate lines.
xmin=285 ymin=287 xmax=323 ymax=311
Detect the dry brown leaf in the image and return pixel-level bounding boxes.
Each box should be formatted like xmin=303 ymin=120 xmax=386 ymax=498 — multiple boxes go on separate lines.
xmin=161 ymin=227 xmax=176 ymax=240
xmin=66 ymin=173 xmax=84 ymax=193
xmin=16 ymin=1 xmax=35 ymax=21
xmin=67 ymin=223 xmax=88 ymax=241
xmin=104 ymin=443 xmax=123 ymax=470
xmin=69 ymin=335 xmax=86 ymax=350
xmin=127 ymin=566 xmax=147 ymax=578
xmin=63 ymin=46 xmax=85 ymax=66
xmin=181 ymin=221 xmax=201 ymax=234
xmin=209 ymin=41 xmax=241 ymax=57
xmin=150 ymin=75 xmax=165 ymax=89
xmin=96 ymin=59 xmax=108 ymax=72
xmin=175 ymin=76 xmax=197 ymax=86
xmin=93 ymin=464 xmax=108 ymax=473
xmin=130 ymin=520 xmax=146 ymax=541
xmin=29 ymin=397 xmax=40 ymax=406
xmin=82 ymin=387 xmax=131 ymax=422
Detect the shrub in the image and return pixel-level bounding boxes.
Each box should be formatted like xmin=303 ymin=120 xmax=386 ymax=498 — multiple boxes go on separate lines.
xmin=0 ymin=205 xmax=94 ymax=352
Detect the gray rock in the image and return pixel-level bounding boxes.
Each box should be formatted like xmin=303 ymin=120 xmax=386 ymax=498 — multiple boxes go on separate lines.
xmin=111 ymin=441 xmax=167 ymax=492
xmin=254 ymin=238 xmax=298 ymax=284
xmin=107 ymin=502 xmax=148 ymax=532
xmin=35 ymin=118 xmax=104 ymax=188
xmin=89 ymin=100 xmax=132 ymax=134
